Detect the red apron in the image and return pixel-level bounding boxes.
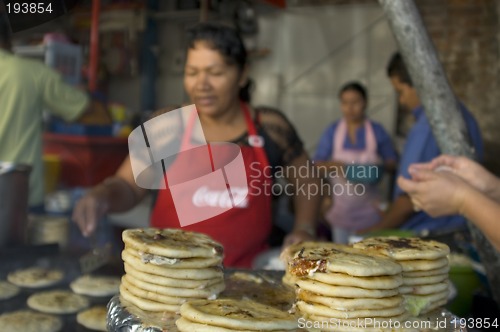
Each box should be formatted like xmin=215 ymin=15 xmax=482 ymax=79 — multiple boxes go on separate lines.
xmin=150 ymin=103 xmax=272 ymax=268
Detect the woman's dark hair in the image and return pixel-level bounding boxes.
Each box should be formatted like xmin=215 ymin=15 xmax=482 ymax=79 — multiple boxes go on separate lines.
xmin=338 ymin=81 xmax=368 ymax=102
xmin=186 ymin=22 xmax=252 ymax=102
xmin=387 ymin=52 xmax=413 ymax=86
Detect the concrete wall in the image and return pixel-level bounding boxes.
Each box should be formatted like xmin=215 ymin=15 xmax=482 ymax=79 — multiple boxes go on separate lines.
xmin=250 ymin=4 xmax=397 ymax=154
xmin=414 ymin=0 xmax=500 ymax=172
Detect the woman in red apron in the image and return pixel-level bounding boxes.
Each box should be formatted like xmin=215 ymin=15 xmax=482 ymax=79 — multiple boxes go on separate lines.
xmin=149 ymin=102 xmax=273 ymax=267
xmin=314 ymin=82 xmax=398 ymax=243
xmin=73 ymin=23 xmax=322 ymax=268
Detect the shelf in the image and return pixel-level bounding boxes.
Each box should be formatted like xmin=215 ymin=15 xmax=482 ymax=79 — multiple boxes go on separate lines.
xmin=13 ymin=44 xmax=46 ymax=57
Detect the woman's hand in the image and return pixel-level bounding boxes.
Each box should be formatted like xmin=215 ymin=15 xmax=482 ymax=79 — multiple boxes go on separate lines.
xmin=397 ymin=169 xmax=472 ymax=217
xmin=71 ymin=164 xmax=146 ymax=237
xmin=72 ymin=186 xmax=110 ymax=237
xmin=356 ymin=205 xmax=386 ymax=234
xmin=408 ymin=155 xmax=499 ymax=198
xmin=282 ymin=229 xmax=315 ymax=248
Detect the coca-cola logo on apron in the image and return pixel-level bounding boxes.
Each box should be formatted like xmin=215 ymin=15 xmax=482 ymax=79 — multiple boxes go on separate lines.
xmin=192 ymin=186 xmax=249 ymax=208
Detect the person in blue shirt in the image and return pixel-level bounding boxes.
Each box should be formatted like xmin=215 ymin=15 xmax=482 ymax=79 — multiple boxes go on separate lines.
xmin=363 ymin=52 xmax=483 ymax=234
xmin=314 ymin=81 xmax=398 ymax=243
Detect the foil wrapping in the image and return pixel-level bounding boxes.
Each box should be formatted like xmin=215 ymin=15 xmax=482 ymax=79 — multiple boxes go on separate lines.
xmin=107 ymin=270 xmax=466 ymax=332
xmin=107 ymin=295 xmax=179 ymax=332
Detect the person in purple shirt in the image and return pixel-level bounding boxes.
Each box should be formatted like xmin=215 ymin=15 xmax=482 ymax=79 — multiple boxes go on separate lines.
xmin=363 ymin=52 xmax=483 ymax=234
xmin=314 ymin=81 xmax=398 ymax=243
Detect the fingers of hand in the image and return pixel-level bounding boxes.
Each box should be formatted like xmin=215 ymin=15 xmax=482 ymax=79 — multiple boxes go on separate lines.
xmin=398 ymin=176 xmax=424 ymax=212
xmin=408 ymin=162 xmax=433 ymax=173
xmin=72 ymin=196 xmax=105 ymax=237
xmin=86 ymin=198 xmax=109 ymax=236
xmin=397 ymin=176 xmax=417 ymax=193
xmin=409 ymin=169 xmax=436 ymax=182
xmin=375 ymin=206 xmax=385 ymax=218
xmin=411 ymin=198 xmax=421 ymax=212
xmin=283 ymin=230 xmax=313 ymax=248
xmin=73 ymin=201 xmax=87 ymax=237
xmin=356 ymin=226 xmax=373 ymax=235
xmin=431 ymin=154 xmax=460 ymax=170
xmin=283 ymin=235 xmax=300 ymax=248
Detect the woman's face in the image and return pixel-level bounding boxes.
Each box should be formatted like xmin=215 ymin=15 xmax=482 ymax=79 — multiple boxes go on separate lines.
xmin=340 ymin=89 xmax=366 ymax=123
xmin=184 ymin=42 xmax=245 ymax=117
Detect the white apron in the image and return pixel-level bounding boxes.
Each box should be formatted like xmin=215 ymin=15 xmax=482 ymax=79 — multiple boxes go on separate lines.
xmin=325 ymin=119 xmax=381 ymax=243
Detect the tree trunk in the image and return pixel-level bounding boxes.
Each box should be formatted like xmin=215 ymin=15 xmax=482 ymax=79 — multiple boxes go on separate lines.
xmin=379 ymin=0 xmax=500 ymax=307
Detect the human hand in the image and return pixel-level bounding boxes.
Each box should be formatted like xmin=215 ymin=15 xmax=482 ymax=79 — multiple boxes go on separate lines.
xmin=282 ymin=230 xmax=315 ymax=249
xmin=72 ymin=186 xmax=109 ymax=237
xmin=324 ymin=160 xmax=346 ymax=177
xmin=397 ymin=169 xmax=472 ymax=217
xmin=408 ymin=155 xmax=497 ymax=196
xmin=355 ymin=208 xmax=384 ymax=235
xmin=357 ymin=222 xmax=383 ymax=235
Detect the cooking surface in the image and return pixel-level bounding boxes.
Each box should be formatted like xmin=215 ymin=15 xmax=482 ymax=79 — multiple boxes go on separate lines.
xmin=1 ymin=245 xmax=465 ymax=332
xmin=0 ymin=244 xmax=293 ymax=332
xmin=109 ymin=269 xmax=464 ymax=332
xmin=108 ymin=269 xmax=297 ymax=332
xmin=0 ymin=244 xmax=124 ymax=332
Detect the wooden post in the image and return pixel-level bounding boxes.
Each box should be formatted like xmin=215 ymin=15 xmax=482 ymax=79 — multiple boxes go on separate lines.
xmin=378 ymin=0 xmax=500 ymax=306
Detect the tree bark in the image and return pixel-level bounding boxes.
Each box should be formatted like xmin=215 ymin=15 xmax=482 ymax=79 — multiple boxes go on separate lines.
xmin=379 ymin=0 xmax=500 ymax=307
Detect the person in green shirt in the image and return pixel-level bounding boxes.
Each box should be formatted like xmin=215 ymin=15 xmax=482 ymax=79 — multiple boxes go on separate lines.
xmin=0 ymin=17 xmax=89 ymax=210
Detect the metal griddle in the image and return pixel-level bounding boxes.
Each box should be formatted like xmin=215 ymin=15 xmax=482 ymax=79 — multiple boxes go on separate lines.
xmin=0 ymin=243 xmax=124 ymax=332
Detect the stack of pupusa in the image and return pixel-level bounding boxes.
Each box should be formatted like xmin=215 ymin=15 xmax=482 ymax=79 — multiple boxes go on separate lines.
xmin=176 ymin=298 xmax=298 ymax=331
xmin=119 ymin=228 xmax=225 ymax=313
xmin=286 ymin=243 xmax=408 ymax=331
xmin=354 ymin=237 xmax=450 ymax=316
